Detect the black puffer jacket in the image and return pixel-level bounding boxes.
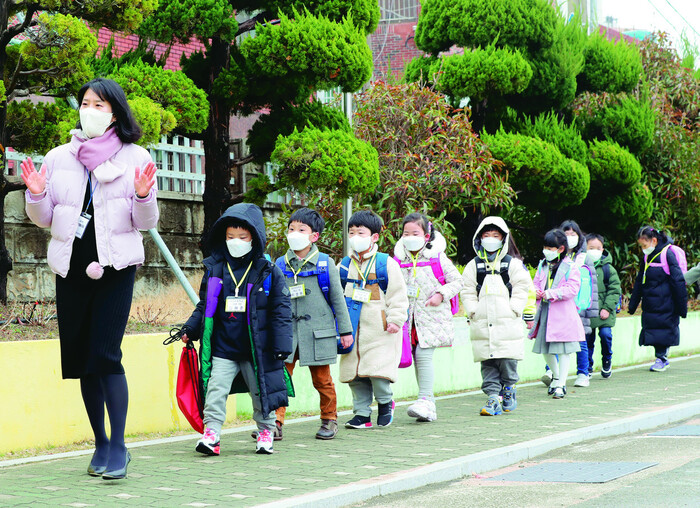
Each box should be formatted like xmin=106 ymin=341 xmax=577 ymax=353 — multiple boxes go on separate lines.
xmin=628 ymin=242 xmax=688 ymax=347
xmin=185 ymin=203 xmax=293 ymax=415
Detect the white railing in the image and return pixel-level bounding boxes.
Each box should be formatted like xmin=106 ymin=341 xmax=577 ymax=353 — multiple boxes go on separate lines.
xmin=379 ymin=0 xmax=420 ymax=23
xmin=148 ymin=135 xmax=208 ymax=195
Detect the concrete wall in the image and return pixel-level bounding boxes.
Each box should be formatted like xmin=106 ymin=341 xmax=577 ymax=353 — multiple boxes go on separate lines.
xmin=4 ymin=190 xmax=204 ymax=301
xmin=2 ymin=313 xmax=699 ymax=454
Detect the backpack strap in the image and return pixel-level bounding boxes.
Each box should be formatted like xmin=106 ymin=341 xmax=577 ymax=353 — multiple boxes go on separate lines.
xmin=602 ymin=263 xmax=610 ymax=287
xmin=316 ymin=253 xmax=331 ymax=306
xmin=476 ymin=254 xmax=512 ymax=296
xmin=339 ymin=256 xmax=351 ymax=289
xmin=263 ymin=253 xmax=272 ymax=296
xmin=429 ymin=256 xmax=446 ymax=285
xmin=374 ymin=253 xmax=389 ymax=293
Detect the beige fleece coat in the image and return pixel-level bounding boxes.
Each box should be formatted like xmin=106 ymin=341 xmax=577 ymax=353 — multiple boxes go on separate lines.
xmin=339 ymin=244 xmax=409 ymax=383
xmin=461 ymin=217 xmax=532 ymax=362
xmin=393 ymin=232 xmax=463 ymax=348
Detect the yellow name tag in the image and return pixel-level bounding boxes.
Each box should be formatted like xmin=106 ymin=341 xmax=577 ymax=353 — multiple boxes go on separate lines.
xmin=290 ymin=284 xmax=306 ymax=299
xmin=225 ymin=296 xmax=247 ymax=313
xmin=407 ymin=285 xmax=420 ymax=298
xmin=352 ymin=287 xmax=372 ymax=303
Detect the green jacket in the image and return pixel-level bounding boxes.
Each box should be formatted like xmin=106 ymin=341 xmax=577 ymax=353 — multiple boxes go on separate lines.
xmin=589 ymin=250 xmax=622 ymax=329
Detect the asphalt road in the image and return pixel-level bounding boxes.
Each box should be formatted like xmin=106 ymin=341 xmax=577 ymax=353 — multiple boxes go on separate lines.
xmin=354 ymin=418 xmax=700 ymax=508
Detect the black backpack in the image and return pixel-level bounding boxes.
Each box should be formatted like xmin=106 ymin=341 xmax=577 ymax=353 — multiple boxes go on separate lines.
xmin=476 ymin=255 xmax=513 ymax=297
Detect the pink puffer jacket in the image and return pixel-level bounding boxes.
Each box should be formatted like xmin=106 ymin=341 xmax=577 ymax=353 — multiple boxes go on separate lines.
xmin=25 ymin=138 xmax=159 ymax=278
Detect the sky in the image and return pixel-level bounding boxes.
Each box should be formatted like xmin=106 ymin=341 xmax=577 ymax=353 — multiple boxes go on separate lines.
xmin=597 ymin=0 xmax=700 ymax=61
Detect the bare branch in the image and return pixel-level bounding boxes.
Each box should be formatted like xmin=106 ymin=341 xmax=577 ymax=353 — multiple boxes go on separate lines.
xmin=18 ymin=65 xmax=66 ymax=76
xmin=231 ymin=154 xmax=255 ymax=167
xmin=0 ymin=6 xmax=39 ymax=49
xmin=235 ymin=11 xmax=276 ymax=37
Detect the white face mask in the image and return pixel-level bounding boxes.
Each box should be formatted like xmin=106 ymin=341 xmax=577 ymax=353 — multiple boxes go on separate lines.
xmin=287 ymin=232 xmax=311 ymax=252
xmin=566 ymin=235 xmax=579 ymax=250
xmin=642 ymin=246 xmax=655 ymax=256
xmin=79 ymin=107 xmax=114 ymax=139
xmin=226 ymin=238 xmax=253 ymax=258
xmin=543 ymin=249 xmax=560 ymax=262
xmin=349 ymin=235 xmax=372 ymax=254
xmin=403 ymin=235 xmax=426 ymax=252
xmin=586 ymin=249 xmax=603 ymax=263
xmin=481 ymin=237 xmax=503 ymax=253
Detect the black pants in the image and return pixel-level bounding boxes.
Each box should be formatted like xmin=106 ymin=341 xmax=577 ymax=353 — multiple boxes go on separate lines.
xmin=56 ymin=266 xmax=136 ymax=379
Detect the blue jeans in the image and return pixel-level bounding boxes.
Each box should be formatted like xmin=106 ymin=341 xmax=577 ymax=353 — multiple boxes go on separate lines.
xmin=576 ymin=339 xmax=589 ymax=375
xmin=586 ymin=327 xmax=613 ymax=370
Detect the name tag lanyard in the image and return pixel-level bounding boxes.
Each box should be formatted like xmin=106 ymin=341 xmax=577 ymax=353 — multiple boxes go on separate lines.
xmin=285 ymin=249 xmax=319 ymax=284
xmin=352 ymin=253 xmax=377 ymax=289
xmin=226 ymin=261 xmax=253 ymax=297
xmin=643 ymin=250 xmax=662 ymax=284
xmin=84 ymin=171 xmax=98 ymax=213
xmin=75 ymin=170 xmax=98 ymax=239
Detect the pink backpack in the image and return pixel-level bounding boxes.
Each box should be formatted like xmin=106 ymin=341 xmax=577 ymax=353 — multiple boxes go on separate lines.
xmin=393 ymin=255 xmax=460 ymax=315
xmin=645 ymin=245 xmax=688 ymax=275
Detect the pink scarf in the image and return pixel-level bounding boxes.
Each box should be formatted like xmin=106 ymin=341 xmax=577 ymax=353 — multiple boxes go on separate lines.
xmin=72 ymin=128 xmax=123 ymax=171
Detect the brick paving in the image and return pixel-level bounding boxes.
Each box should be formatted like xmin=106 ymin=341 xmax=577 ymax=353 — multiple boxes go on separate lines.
xmin=1 ymin=357 xmax=699 ymax=507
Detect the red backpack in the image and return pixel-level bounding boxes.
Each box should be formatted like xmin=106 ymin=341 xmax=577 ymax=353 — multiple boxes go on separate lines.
xmin=394 ymin=255 xmax=460 ymax=315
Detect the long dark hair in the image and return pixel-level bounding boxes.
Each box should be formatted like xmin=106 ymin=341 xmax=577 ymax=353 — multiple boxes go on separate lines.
xmin=543 ymin=228 xmax=567 ymax=275
xmin=77 ymin=78 xmax=141 ymax=143
xmin=560 ymin=219 xmax=586 ymax=253
xmin=402 ymin=213 xmax=436 ymax=249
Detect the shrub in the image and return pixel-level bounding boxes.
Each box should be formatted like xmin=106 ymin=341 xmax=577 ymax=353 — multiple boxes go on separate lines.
xmin=404 ymin=55 xmax=439 ymax=85
xmin=605 ymin=182 xmax=654 ymax=231
xmin=587 ymin=139 xmax=642 ymax=187
xmin=578 ymin=31 xmax=643 ymax=94
xmin=516 ymin=112 xmax=587 ymax=165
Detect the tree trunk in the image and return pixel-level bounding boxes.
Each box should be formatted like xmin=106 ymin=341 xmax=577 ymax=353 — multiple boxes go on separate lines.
xmin=200 ymin=36 xmax=232 ymax=256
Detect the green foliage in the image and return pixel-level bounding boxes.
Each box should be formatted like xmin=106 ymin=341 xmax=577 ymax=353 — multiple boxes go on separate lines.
xmin=415 ymin=0 xmax=558 ymax=56
xmin=128 ymin=96 xmax=177 ymax=147
xmin=572 ymin=92 xmax=655 ymax=155
xmin=241 ymin=9 xmax=373 ymax=94
xmin=109 ymin=61 xmax=209 ymax=134
xmin=516 ymin=112 xmax=587 ymax=165
xmin=91 ymin=37 xmax=166 ymax=77
xmin=435 ymin=44 xmax=533 ymax=102
xmin=247 ymin=100 xmax=350 ymax=164
xmin=587 ymin=139 xmax=641 ymax=187
xmin=604 ymin=182 xmax=654 ymax=231
xmin=137 ymin=0 xmax=238 ymax=43
xmin=16 ymin=13 xmax=98 ymax=92
xmin=270 ymin=127 xmax=379 ymax=198
xmin=404 ymin=55 xmax=438 ymax=85
xmin=578 ymin=32 xmax=643 ymax=94
xmin=6 ymin=100 xmax=76 ymax=154
xmin=483 ymin=131 xmax=590 ymax=208
xmin=354 ymin=81 xmax=514 ymax=220
xmin=44 ymin=0 xmax=158 ymax=32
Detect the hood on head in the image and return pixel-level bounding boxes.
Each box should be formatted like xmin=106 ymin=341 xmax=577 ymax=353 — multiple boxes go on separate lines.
xmin=473 ymin=216 xmax=510 ymax=261
xmin=208 ymin=203 xmax=267 ymax=257
xmin=394 ymin=231 xmax=447 ymax=259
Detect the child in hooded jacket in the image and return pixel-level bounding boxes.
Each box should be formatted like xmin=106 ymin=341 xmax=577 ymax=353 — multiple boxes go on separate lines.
xmin=394 ymin=213 xmax=463 ymax=422
xmin=530 ymin=229 xmax=584 ymax=399
xmin=462 ymin=216 xmax=533 ymax=415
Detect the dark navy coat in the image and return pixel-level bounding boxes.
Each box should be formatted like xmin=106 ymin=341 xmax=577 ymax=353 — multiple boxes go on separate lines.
xmin=628 ymin=242 xmax=687 ymax=347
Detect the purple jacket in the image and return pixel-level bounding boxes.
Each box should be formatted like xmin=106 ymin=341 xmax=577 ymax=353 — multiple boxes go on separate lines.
xmin=530 ymin=257 xmax=584 ymax=342
xmin=25 ymin=137 xmax=159 ymax=278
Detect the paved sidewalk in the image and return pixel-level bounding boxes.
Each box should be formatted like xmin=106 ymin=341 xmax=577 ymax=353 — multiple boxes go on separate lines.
xmin=1 ymin=356 xmax=699 ymax=507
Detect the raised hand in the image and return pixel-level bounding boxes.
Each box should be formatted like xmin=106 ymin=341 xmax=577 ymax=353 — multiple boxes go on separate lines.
xmin=20 ymin=157 xmax=47 ymax=195
xmin=134 ymin=161 xmax=157 ymax=198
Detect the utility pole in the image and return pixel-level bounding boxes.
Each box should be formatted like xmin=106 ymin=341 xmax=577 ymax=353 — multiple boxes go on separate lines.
xmin=342 ymin=92 xmax=353 ymax=254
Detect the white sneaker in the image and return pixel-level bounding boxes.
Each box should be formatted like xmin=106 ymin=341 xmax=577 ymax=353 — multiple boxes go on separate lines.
xmin=406 ymin=397 xmax=437 ymax=422
xmin=541 ymin=370 xmax=553 ymax=387
xmin=255 ymin=428 xmax=274 ymax=454
xmin=195 ymin=427 xmax=220 ymax=456
xmin=574 ymin=373 xmax=590 ymax=387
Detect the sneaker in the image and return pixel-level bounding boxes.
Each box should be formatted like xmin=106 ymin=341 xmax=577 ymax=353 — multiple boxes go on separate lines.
xmin=251 ymin=421 xmax=283 ymax=441
xmin=502 ymin=386 xmax=517 ymax=412
xmin=574 ymin=373 xmax=590 ymax=387
xmin=345 ymin=415 xmax=372 ymax=429
xmin=650 ymin=358 xmax=669 ymax=372
xmin=541 ymin=370 xmax=553 ymax=387
xmin=315 ymin=419 xmax=338 ymax=440
xmin=255 ymin=429 xmax=274 ymax=454
xmin=547 ymin=378 xmax=559 ymax=395
xmin=601 ymin=359 xmax=612 ymax=379
xmin=377 ymin=400 xmax=395 ymax=427
xmin=195 ymin=427 xmax=220 ymax=456
xmin=552 ymin=386 xmax=565 ymax=399
xmin=480 ymin=395 xmax=503 ymax=416
xmin=406 ymin=397 xmax=437 ymax=422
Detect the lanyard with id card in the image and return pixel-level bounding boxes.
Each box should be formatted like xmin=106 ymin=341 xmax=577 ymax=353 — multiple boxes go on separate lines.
xmin=76 ymin=171 xmax=98 ymax=239
xmin=225 ymin=261 xmax=253 ymax=313
xmin=351 ymin=253 xmax=377 ymax=303
xmin=406 ymin=253 xmax=421 ymax=298
xmin=285 ymin=250 xmax=318 ymax=299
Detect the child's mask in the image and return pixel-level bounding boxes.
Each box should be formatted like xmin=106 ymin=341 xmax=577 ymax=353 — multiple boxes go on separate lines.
xmin=287 ymin=232 xmax=311 ymax=252
xmin=403 ymin=236 xmax=426 ymax=252
xmin=349 ymin=235 xmax=372 ymax=254
xmin=227 ymin=238 xmax=252 ymax=258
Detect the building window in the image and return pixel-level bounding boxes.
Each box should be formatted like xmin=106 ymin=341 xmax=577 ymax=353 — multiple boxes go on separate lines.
xmin=379 ymin=0 xmax=420 ymax=23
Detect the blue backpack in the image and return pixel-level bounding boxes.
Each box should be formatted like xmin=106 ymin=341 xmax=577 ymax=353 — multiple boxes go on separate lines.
xmin=338 ymin=253 xmax=389 ymax=354
xmin=537 ymin=260 xmax=592 ymax=312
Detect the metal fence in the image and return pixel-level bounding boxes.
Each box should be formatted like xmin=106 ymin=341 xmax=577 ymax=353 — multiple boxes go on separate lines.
xmin=379 ymin=0 xmax=420 ymax=23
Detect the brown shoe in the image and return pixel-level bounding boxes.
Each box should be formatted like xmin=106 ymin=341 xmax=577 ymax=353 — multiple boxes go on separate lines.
xmin=315 ymin=419 xmax=338 ymax=440
xmin=251 ymin=421 xmax=283 ymax=441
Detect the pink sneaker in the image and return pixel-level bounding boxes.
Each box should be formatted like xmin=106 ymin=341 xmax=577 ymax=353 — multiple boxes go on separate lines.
xmin=256 ymin=428 xmax=274 ymax=454
xmin=196 ymin=427 xmax=220 ymax=456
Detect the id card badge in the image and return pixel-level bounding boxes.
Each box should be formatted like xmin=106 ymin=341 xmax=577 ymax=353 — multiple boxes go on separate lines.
xmin=352 ymin=287 xmax=372 ymax=303
xmin=225 ymin=296 xmax=247 ymax=313
xmin=289 ymin=284 xmax=306 ymax=299
xmin=75 ymin=212 xmax=92 ymax=239
xmin=407 ymin=285 xmax=421 ymax=298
